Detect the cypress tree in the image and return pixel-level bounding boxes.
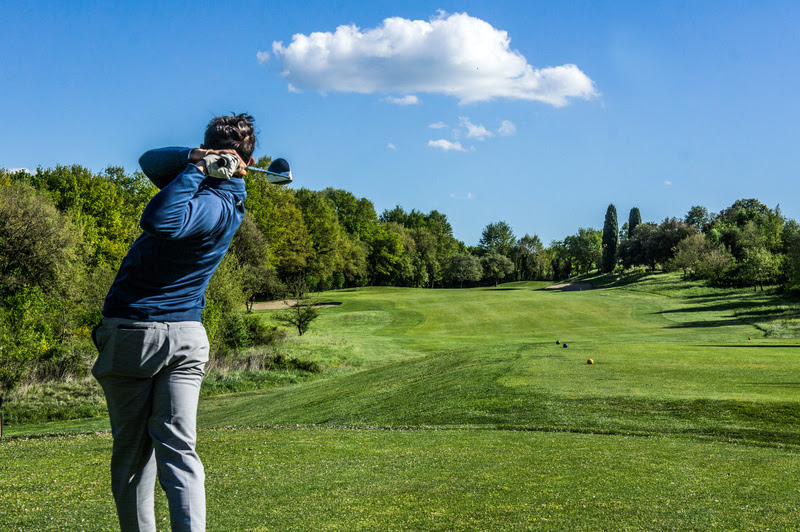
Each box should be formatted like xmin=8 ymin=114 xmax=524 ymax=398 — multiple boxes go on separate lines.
xmin=629 ymin=207 xmax=642 ymax=236
xmin=602 ymin=204 xmax=619 ymax=273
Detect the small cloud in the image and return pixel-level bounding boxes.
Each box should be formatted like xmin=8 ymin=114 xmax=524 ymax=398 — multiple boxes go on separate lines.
xmin=7 ymin=167 xmax=32 ymax=174
xmin=449 ymin=192 xmax=474 ymax=200
xmin=498 ymin=120 xmax=516 ymax=136
xmin=256 ymin=51 xmax=271 ymax=64
xmin=664 ymin=180 xmax=673 ymax=186
xmin=460 ymin=117 xmax=493 ymax=140
xmin=429 ymin=122 xmax=447 ymax=129
xmin=387 ymin=143 xmax=397 ymax=150
xmin=383 ymin=95 xmax=420 ymax=105
xmin=428 ymin=139 xmax=467 ymax=152
xmin=288 ymin=83 xmax=302 ymax=93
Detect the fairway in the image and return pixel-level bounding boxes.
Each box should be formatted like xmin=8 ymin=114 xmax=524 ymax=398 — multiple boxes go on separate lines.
xmin=3 ymin=276 xmax=800 ymax=530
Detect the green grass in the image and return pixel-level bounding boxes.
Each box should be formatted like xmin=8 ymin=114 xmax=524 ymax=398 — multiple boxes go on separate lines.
xmin=2 ymin=429 xmax=798 ymax=531
xmin=3 ymin=272 xmax=800 ymax=530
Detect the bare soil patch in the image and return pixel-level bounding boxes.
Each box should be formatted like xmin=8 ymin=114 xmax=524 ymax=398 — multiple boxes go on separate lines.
xmin=545 ymin=282 xmax=594 ymax=291
xmin=252 ymin=300 xmax=342 ymax=310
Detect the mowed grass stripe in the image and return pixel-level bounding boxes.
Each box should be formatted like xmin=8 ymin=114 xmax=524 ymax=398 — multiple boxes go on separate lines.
xmin=2 ymin=428 xmax=798 ymax=531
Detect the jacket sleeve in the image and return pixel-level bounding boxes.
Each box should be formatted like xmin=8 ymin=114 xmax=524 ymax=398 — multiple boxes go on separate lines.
xmin=138 ymin=147 xmax=194 ymax=189
xmin=140 ymin=165 xmax=226 ymax=240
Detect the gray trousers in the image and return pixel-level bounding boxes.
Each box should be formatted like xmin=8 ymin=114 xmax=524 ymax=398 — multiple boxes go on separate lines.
xmin=92 ymin=318 xmax=209 ymax=532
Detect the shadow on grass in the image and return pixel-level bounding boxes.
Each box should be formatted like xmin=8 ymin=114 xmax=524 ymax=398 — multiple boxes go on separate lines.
xmin=698 ymin=344 xmax=800 ymax=348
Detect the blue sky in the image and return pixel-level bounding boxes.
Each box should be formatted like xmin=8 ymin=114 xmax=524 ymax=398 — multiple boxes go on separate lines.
xmin=2 ymin=1 xmax=799 ymax=245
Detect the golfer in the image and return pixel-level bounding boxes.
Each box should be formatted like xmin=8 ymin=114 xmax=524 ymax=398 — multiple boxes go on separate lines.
xmin=92 ymin=113 xmax=256 ymax=531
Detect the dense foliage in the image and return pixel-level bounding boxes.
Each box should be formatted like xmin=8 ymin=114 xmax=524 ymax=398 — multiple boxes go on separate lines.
xmin=2 ymin=161 xmax=800 ymax=393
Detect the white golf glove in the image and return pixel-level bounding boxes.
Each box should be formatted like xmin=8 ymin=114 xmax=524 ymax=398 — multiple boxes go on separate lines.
xmin=203 ymin=153 xmax=240 ymax=179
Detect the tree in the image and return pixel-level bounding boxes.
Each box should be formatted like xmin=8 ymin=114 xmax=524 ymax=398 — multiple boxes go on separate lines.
xmin=295 ymin=189 xmax=345 ymax=283
xmin=618 ymin=223 xmax=656 ymax=269
xmin=320 ymin=187 xmax=378 ymax=241
xmin=478 ymin=221 xmax=515 ymax=257
xmin=229 ymin=212 xmax=271 ymax=311
xmin=645 ymin=218 xmax=698 ymax=268
xmin=481 ymin=253 xmax=515 ymax=286
xmin=273 ymin=299 xmax=320 ymax=336
xmin=564 ymin=228 xmax=602 ymax=274
xmin=0 ymin=181 xmax=81 ymax=298
xmin=669 ymin=233 xmax=709 ymax=278
xmin=443 ymin=253 xmax=483 ymax=288
xmin=549 ymin=240 xmax=571 ymax=280
xmin=628 ymin=207 xmax=642 ymax=237
xmin=368 ymin=224 xmax=407 ymax=285
xmin=684 ymin=206 xmax=709 ymax=231
xmin=513 ymin=234 xmax=544 ymax=280
xmin=602 ymin=204 xmax=618 ymax=273
xmin=244 ymin=176 xmax=311 ymax=278
xmin=618 ymin=219 xmax=697 ymax=270
xmin=739 ymin=247 xmax=780 ymax=290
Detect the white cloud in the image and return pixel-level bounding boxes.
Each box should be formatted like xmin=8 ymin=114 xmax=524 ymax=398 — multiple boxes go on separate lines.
xmin=7 ymin=167 xmax=32 ymax=174
xmin=665 ymin=180 xmax=673 ymax=186
xmin=271 ymin=12 xmax=597 ymax=105
xmin=450 ymin=192 xmax=474 ymax=200
xmin=460 ymin=117 xmax=493 ymax=140
xmin=256 ymin=51 xmax=271 ymax=64
xmin=498 ymin=120 xmax=516 ymax=136
xmin=429 ymin=122 xmax=447 ymax=129
xmin=383 ymin=95 xmax=420 ymax=105
xmin=428 ymin=139 xmax=467 ymax=152
xmin=387 ymin=143 xmax=397 ymax=150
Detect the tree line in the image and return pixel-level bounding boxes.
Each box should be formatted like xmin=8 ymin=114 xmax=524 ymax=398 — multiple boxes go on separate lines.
xmin=2 ymin=161 xmax=800 ymax=391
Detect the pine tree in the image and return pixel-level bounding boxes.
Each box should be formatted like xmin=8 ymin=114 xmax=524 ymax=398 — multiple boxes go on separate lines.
xmin=602 ymin=204 xmax=619 ymax=273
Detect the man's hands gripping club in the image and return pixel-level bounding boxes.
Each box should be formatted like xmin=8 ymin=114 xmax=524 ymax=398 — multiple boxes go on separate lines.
xmin=190 ymin=148 xmax=249 ymax=179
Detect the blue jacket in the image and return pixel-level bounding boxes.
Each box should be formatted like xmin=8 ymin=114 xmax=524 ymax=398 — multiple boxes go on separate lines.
xmin=102 ymin=147 xmax=246 ymax=322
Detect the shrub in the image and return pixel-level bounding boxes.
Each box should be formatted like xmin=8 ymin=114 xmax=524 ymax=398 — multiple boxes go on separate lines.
xmin=214 ymin=312 xmax=286 ymax=355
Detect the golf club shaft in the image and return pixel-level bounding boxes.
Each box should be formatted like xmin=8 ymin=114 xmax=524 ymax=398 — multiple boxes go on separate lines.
xmin=246 ymin=166 xmax=292 ymax=185
xmin=246 ymin=166 xmax=286 ymax=178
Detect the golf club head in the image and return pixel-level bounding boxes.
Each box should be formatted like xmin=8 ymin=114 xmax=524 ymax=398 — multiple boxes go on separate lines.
xmin=247 ymin=158 xmax=293 ymax=185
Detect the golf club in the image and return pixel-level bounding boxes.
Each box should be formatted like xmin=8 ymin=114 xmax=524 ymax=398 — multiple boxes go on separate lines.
xmin=247 ymin=157 xmax=293 ymax=185
xmin=206 ymin=154 xmax=293 ymax=185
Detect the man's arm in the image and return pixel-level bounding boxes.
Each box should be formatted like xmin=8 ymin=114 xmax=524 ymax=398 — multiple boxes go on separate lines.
xmin=139 ymin=147 xmax=194 ymax=189
xmin=139 ymin=164 xmax=225 ymax=240
xmin=139 ymin=147 xmax=246 ymax=188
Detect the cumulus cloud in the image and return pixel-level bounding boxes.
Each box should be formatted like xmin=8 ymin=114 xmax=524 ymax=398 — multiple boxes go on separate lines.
xmin=387 ymin=143 xmax=397 ymax=150
xmin=498 ymin=120 xmax=516 ymax=136
xmin=383 ymin=95 xmax=420 ymax=105
xmin=460 ymin=117 xmax=493 ymax=140
xmin=428 ymin=139 xmax=468 ymax=152
xmin=271 ymin=12 xmax=597 ymax=105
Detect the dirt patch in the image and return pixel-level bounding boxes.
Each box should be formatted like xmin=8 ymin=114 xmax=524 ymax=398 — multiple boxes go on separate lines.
xmin=252 ymin=300 xmax=342 ymax=310
xmin=545 ymin=282 xmax=594 ymax=291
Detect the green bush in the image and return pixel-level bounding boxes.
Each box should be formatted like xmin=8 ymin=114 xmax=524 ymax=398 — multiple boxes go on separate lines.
xmin=214 ymin=312 xmax=286 ymax=355
xmin=35 ymin=344 xmax=91 ymax=381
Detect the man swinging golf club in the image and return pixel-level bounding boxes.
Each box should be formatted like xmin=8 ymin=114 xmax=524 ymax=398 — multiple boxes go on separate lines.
xmin=92 ymin=113 xmax=257 ymax=531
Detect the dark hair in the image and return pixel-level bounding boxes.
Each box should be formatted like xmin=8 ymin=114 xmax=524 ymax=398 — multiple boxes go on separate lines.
xmin=204 ymin=113 xmax=256 ymax=161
